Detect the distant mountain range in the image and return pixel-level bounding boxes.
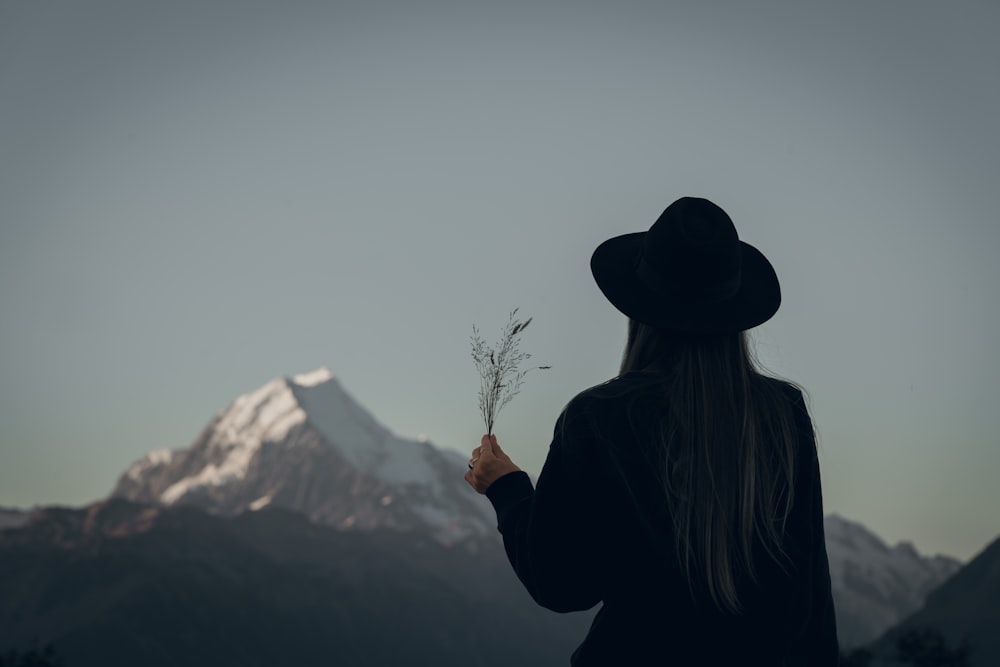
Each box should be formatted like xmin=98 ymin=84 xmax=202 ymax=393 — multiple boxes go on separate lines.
xmin=1 ymin=368 xmax=994 ymax=664
xmin=0 ymin=507 xmax=31 ymax=531
xmin=824 ymin=514 xmax=961 ymax=648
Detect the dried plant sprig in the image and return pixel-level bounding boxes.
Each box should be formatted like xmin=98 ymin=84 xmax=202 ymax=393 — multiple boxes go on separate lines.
xmin=470 ymin=308 xmax=550 ymax=434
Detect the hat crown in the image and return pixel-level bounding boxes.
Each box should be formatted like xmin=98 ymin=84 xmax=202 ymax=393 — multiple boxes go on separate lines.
xmin=641 ymin=197 xmax=742 ymax=301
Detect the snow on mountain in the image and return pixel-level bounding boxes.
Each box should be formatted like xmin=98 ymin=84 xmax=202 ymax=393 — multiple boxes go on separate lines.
xmin=112 ymin=368 xmax=495 ymax=544
xmin=824 ymin=513 xmax=962 ymax=648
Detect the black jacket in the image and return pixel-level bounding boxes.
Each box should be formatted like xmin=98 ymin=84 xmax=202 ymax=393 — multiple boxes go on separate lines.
xmin=485 ymin=371 xmax=839 ymax=666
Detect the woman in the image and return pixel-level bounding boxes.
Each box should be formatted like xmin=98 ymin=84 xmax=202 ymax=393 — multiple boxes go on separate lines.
xmin=464 ymin=197 xmax=840 ymax=665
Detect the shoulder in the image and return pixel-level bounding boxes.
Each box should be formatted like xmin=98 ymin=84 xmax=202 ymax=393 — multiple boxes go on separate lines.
xmin=557 ymin=371 xmax=669 ymax=433
xmin=754 ymin=375 xmax=817 ymax=452
xmin=754 ymin=374 xmax=809 ymax=410
xmin=565 ymin=370 xmax=663 ymax=408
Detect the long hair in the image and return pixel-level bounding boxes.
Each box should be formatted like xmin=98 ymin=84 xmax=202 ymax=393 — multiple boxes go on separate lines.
xmin=620 ymin=319 xmax=799 ymax=614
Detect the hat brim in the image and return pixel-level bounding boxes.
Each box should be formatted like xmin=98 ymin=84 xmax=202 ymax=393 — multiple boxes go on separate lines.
xmin=590 ymin=232 xmax=781 ymax=333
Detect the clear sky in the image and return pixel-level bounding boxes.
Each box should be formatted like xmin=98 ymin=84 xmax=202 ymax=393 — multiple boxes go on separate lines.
xmin=2 ymin=0 xmax=998 ymax=562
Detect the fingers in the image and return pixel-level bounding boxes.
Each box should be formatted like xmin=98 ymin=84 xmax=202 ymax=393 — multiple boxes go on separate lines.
xmin=485 ymin=436 xmax=508 ymax=459
xmin=464 ymin=463 xmax=486 ymax=494
xmin=480 ymin=434 xmax=504 ymax=456
xmin=465 ymin=434 xmax=512 ymax=495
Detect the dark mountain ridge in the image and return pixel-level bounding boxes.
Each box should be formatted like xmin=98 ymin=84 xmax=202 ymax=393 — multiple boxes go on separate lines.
xmin=0 ymin=499 xmax=592 ymax=667
xmin=861 ymin=534 xmax=1000 ymax=667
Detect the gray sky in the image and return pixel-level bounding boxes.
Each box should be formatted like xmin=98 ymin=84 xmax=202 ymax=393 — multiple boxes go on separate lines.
xmin=2 ymin=0 xmax=998 ymax=562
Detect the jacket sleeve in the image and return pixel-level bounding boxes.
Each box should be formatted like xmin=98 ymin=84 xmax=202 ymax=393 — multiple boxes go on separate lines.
xmin=484 ymin=405 xmax=605 ymax=613
xmin=786 ymin=391 xmax=841 ymax=665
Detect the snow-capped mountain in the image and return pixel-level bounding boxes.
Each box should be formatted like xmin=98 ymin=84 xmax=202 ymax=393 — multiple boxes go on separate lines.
xmin=112 ymin=368 xmax=494 ymax=544
xmin=825 ymin=513 xmax=962 ymax=648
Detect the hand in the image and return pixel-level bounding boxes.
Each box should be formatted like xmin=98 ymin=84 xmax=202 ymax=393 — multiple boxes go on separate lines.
xmin=464 ymin=434 xmax=521 ymax=494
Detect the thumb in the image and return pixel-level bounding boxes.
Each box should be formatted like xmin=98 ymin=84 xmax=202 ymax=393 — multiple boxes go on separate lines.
xmin=480 ymin=434 xmax=495 ymax=457
xmin=488 ymin=434 xmax=505 ymax=457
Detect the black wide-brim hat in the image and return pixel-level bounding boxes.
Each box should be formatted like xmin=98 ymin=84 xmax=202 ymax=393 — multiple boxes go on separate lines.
xmin=590 ymin=197 xmax=780 ymax=333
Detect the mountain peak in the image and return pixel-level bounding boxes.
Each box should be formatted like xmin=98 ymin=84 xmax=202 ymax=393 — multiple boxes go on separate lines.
xmin=112 ymin=369 xmax=495 ymax=544
xmin=291 ymin=367 xmax=334 ymax=387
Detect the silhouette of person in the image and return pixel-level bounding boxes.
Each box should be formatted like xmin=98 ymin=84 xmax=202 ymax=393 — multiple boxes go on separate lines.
xmin=465 ymin=197 xmax=839 ymax=665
